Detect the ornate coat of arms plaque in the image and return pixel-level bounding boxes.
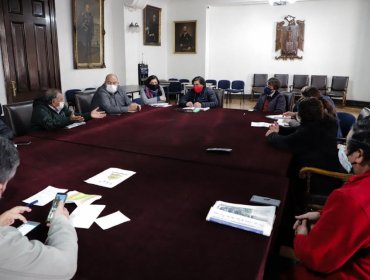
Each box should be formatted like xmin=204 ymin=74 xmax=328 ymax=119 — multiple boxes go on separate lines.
xmin=275 ymin=15 xmax=305 ymax=60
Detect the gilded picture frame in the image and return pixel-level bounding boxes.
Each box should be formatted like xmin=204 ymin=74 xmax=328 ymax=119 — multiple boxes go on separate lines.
xmin=72 ymin=0 xmax=105 ymax=69
xmin=174 ymin=21 xmax=196 ymax=53
xmin=143 ymin=5 xmax=161 ymax=46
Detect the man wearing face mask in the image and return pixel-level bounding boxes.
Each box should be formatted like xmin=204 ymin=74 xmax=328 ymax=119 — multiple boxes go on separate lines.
xmin=254 ymin=77 xmax=286 ymax=113
xmin=140 ymin=75 xmax=166 ymax=105
xmin=292 ymin=119 xmax=370 ymax=279
xmin=91 ymin=73 xmax=141 ymax=114
xmin=179 ymin=76 xmax=218 ymax=108
xmin=31 ymin=88 xmax=106 ymax=131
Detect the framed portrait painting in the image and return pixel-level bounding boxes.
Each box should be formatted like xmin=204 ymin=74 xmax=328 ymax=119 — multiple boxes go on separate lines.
xmin=72 ymin=0 xmax=105 ymax=69
xmin=174 ymin=21 xmax=196 ymax=53
xmin=143 ymin=5 xmax=161 ymax=46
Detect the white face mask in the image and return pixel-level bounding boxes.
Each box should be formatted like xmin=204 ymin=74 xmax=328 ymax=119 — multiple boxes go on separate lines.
xmin=57 ymin=101 xmax=65 ymax=112
xmin=106 ymin=84 xmax=118 ymax=93
xmin=338 ymin=145 xmax=352 ymax=173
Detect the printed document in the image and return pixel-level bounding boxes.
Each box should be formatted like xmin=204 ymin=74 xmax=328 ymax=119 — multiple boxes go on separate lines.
xmin=251 ymin=122 xmax=271 ymax=128
xmin=95 ymin=211 xmax=130 ymax=230
xmin=23 ymin=186 xmax=68 ymax=206
xmin=66 ymin=190 xmax=102 ymax=206
xmin=85 ymin=168 xmax=136 ymax=188
xmin=70 ymin=204 xmax=106 ymax=229
xmin=206 ymin=201 xmax=276 ymax=236
xmin=149 ymin=103 xmax=172 ymax=107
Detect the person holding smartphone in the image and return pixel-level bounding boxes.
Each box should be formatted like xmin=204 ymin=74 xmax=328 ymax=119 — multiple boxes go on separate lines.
xmin=0 ymin=136 xmax=78 ymax=279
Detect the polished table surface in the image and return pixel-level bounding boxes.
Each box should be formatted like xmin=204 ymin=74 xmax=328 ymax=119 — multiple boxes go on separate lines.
xmin=7 ymin=107 xmax=291 ymax=280
xmin=30 ymin=107 xmax=290 ymax=176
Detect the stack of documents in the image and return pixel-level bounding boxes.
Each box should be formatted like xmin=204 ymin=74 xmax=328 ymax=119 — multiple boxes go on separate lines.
xmin=206 ymin=201 xmax=276 ymax=236
xmin=183 ymin=107 xmax=210 ymax=112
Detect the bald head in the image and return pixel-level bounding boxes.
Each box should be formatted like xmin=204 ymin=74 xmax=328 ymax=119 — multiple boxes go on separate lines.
xmin=105 ymin=74 xmax=119 ymax=85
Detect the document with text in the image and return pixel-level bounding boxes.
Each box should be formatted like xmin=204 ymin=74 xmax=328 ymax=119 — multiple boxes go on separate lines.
xmin=95 ymin=211 xmax=130 ymax=230
xmin=85 ymin=168 xmax=136 ymax=188
xmin=70 ymin=204 xmax=106 ymax=229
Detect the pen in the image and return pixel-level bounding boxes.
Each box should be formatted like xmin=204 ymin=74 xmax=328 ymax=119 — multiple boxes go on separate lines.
xmin=26 ymin=200 xmax=38 ymax=208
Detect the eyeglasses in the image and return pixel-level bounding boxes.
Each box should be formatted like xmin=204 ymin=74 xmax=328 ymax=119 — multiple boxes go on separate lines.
xmin=106 ymin=81 xmax=119 ymax=85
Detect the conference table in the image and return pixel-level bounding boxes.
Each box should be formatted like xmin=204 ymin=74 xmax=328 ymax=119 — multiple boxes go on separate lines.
xmin=4 ymin=107 xmax=292 ymax=280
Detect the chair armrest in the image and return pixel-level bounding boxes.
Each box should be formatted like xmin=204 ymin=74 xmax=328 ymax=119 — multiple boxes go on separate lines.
xmin=299 ymin=167 xmax=351 ymax=182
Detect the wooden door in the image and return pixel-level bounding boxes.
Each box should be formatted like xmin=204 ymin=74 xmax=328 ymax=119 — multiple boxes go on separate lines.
xmin=0 ymin=0 xmax=60 ymax=103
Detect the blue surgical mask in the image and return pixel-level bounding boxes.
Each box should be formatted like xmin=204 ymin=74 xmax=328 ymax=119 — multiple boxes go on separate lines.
xmin=264 ymin=86 xmax=272 ymax=95
xmin=338 ymin=145 xmax=352 ymax=173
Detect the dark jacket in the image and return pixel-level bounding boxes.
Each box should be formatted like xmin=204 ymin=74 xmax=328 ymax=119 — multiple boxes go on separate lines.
xmin=31 ymin=97 xmax=91 ymax=131
xmin=254 ymin=91 xmax=286 ymax=113
xmin=0 ymin=119 xmax=14 ymax=139
xmin=91 ymin=85 xmax=132 ymax=114
xmin=267 ymin=116 xmax=342 ymax=195
xmin=179 ymin=87 xmax=218 ymax=108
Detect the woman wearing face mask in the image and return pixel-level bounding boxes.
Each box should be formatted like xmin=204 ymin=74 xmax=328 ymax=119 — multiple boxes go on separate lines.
xmin=292 ymin=119 xmax=370 ymax=279
xmin=254 ymin=77 xmax=286 ymax=113
xmin=31 ymin=88 xmax=106 ymax=131
xmin=179 ymin=76 xmax=218 ymax=108
xmin=140 ymin=75 xmax=166 ymax=105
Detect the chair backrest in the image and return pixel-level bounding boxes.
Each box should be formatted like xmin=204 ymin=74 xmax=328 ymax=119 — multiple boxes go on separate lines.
xmin=205 ymin=79 xmax=217 ymax=86
xmin=3 ymin=101 xmax=33 ymax=136
xmin=168 ymin=78 xmax=178 ymax=81
xmin=310 ymin=75 xmax=327 ymax=90
xmin=231 ymin=80 xmax=245 ymax=90
xmin=274 ymin=74 xmax=289 ymax=89
xmin=65 ymin=89 xmax=82 ymax=106
xmin=84 ymin=87 xmax=96 ymax=91
xmin=218 ymin=80 xmax=230 ymax=90
xmin=281 ymin=91 xmax=294 ymax=112
xmin=179 ymin=79 xmax=189 ymax=83
xmin=331 ymin=76 xmax=349 ymax=91
xmin=337 ymin=112 xmax=356 ymax=137
xmin=292 ymin=75 xmax=309 ymax=89
xmin=75 ymin=93 xmax=95 ymax=114
xmin=168 ymin=81 xmax=182 ymax=93
xmin=253 ymin=74 xmax=268 ymax=87
xmin=214 ymin=89 xmax=224 ymax=108
xmin=358 ymin=107 xmax=370 ymax=121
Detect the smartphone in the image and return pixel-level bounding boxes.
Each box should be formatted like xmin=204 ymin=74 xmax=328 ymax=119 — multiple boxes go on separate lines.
xmin=46 ymin=193 xmax=67 ymax=223
xmin=250 ymin=195 xmax=281 ymax=207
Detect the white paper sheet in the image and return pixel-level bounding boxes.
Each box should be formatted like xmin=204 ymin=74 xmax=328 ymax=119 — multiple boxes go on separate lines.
xmin=66 ymin=190 xmax=102 ymax=206
xmin=183 ymin=107 xmax=210 ymax=112
xmin=149 ymin=103 xmax=172 ymax=108
xmin=95 ymin=211 xmax=130 ymax=230
xmin=23 ymin=186 xmax=68 ymax=206
xmin=251 ymin=122 xmax=271 ymax=128
xmin=17 ymin=221 xmax=40 ymax=236
xmin=265 ymin=114 xmax=289 ymax=120
xmin=65 ymin=122 xmax=86 ymax=129
xmin=85 ymin=168 xmax=136 ymax=188
xmin=69 ymin=204 xmax=106 ymax=229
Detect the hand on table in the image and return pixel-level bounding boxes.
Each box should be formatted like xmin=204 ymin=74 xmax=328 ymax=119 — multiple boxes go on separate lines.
xmin=70 ymin=113 xmax=85 ymax=122
xmin=194 ymin=102 xmax=202 ymax=108
xmin=186 ymin=102 xmax=193 ymax=107
xmin=0 ymin=206 xmax=31 ymax=226
xmin=265 ymin=122 xmax=279 ymax=136
xmin=91 ymin=107 xmax=106 ymax=119
xmin=128 ymin=103 xmax=141 ymax=112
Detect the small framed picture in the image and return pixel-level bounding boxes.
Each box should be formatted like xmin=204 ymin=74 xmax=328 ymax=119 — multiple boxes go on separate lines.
xmin=174 ymin=21 xmax=196 ymax=53
xmin=143 ymin=5 xmax=161 ymax=46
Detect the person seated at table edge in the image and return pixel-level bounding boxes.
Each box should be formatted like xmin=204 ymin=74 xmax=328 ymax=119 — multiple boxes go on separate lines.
xmin=31 ymin=88 xmax=106 ymax=131
xmin=292 ymin=119 xmax=370 ymax=278
xmin=0 ymin=119 xmax=13 ymax=140
xmin=91 ymin=73 xmax=141 ymax=114
xmin=179 ymin=76 xmax=218 ymax=108
xmin=0 ymin=136 xmax=78 ymax=279
xmin=254 ymin=77 xmax=286 ymax=114
xmin=140 ymin=75 xmax=166 ymax=105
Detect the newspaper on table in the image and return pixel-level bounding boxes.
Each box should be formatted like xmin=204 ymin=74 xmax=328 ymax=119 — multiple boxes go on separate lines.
xmin=206 ymin=201 xmax=276 ymax=236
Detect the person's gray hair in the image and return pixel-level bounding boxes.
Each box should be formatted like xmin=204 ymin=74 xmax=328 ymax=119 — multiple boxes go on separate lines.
xmin=0 ymin=137 xmax=19 ymax=184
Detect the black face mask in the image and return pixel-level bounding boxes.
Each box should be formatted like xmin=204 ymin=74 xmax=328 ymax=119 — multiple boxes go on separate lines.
xmin=148 ymin=84 xmax=159 ymax=91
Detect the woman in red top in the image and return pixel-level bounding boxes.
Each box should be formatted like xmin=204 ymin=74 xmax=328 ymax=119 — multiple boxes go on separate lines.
xmin=293 ymin=119 xmax=370 ymax=279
